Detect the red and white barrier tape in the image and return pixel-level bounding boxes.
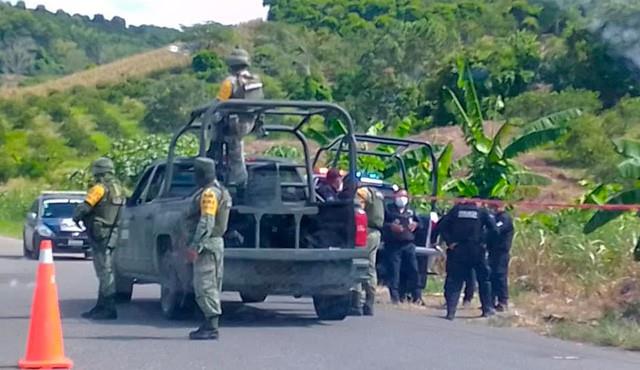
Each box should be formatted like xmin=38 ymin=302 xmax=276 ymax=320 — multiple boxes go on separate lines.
xmin=413 ymin=195 xmax=640 ymax=212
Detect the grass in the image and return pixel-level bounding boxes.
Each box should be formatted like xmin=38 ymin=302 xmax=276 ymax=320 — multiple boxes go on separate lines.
xmin=0 ymin=179 xmax=43 ymax=241
xmin=0 ymin=45 xmax=191 ymax=98
xmin=551 ymin=314 xmax=640 ymax=351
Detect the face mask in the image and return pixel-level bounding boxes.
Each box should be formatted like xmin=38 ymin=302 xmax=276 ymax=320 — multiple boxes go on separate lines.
xmin=395 ymin=197 xmax=409 ymax=208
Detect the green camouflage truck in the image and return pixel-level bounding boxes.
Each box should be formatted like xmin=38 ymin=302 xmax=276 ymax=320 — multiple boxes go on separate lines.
xmin=112 ymin=100 xmax=369 ymax=321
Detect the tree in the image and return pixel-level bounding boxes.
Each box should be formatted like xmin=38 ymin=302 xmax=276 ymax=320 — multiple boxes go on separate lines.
xmin=446 ymin=59 xmax=582 ymax=198
xmin=0 ymin=37 xmax=37 ymax=75
xmin=141 ymin=75 xmax=211 ymax=133
xmin=192 ymin=50 xmax=226 ymax=82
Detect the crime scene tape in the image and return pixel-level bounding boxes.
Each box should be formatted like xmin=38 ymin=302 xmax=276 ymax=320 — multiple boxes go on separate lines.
xmin=413 ymin=195 xmax=640 ymax=212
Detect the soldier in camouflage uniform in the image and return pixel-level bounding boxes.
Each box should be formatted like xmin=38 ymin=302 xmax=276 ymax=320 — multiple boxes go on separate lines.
xmin=185 ymin=157 xmax=232 ymax=340
xmin=350 ymin=186 xmax=385 ymax=316
xmin=215 ymin=47 xmax=264 ymax=187
xmin=73 ymin=157 xmax=124 ymax=320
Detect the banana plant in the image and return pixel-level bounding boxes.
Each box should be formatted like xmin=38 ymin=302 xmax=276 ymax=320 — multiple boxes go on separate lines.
xmin=584 ymin=138 xmax=640 ymax=233
xmin=446 ymin=58 xmax=582 ymax=198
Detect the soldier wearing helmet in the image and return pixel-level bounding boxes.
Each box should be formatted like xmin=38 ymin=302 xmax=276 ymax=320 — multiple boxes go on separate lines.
xmin=215 ymin=47 xmax=264 ymax=188
xmin=383 ymin=189 xmax=420 ymax=304
xmin=184 ymin=157 xmax=232 ymax=340
xmin=73 ymin=157 xmax=125 ymax=320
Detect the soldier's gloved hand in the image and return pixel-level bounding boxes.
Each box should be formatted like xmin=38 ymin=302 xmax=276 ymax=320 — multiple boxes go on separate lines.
xmin=185 ymin=248 xmax=199 ymax=263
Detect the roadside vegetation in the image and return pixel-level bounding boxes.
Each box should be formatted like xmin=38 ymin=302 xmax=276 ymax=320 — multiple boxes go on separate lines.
xmin=1 ymin=0 xmax=640 ymax=350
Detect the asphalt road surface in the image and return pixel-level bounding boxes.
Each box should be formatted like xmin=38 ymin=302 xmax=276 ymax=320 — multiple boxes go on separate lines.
xmin=2 ymin=237 xmax=640 ymax=370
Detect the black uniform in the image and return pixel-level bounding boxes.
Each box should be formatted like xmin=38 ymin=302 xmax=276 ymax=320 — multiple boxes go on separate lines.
xmin=436 ymin=202 xmax=498 ymax=319
xmin=383 ymin=204 xmax=419 ymax=303
xmin=487 ymin=210 xmax=514 ymax=307
xmin=316 ymin=181 xmax=339 ymax=202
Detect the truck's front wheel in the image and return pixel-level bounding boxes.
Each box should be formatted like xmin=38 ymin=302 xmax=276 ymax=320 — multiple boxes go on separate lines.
xmin=159 ymin=252 xmax=194 ymax=320
xmin=313 ymin=294 xmax=351 ymax=321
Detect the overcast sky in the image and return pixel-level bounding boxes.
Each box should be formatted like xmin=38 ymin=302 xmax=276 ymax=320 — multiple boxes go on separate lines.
xmin=9 ymin=0 xmax=269 ymax=28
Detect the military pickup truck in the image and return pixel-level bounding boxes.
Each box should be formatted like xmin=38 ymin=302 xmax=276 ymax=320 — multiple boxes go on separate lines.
xmin=112 ymin=100 xmax=369 ymax=321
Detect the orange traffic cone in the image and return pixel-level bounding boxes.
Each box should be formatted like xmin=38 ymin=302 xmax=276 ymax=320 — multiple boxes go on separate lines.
xmin=18 ymin=240 xmax=73 ymax=369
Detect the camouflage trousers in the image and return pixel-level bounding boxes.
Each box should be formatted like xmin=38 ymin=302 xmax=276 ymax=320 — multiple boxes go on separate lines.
xmin=193 ymin=239 xmax=224 ymax=323
xmin=224 ymin=115 xmax=254 ymax=186
xmin=91 ymin=243 xmax=115 ymax=298
xmin=352 ymin=229 xmax=381 ymax=309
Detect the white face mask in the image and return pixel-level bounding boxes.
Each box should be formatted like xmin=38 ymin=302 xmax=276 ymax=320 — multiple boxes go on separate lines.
xmin=395 ymin=197 xmax=409 ymax=208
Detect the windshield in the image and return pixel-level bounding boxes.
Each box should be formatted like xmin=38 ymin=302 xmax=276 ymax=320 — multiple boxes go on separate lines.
xmin=42 ymin=199 xmax=82 ymax=218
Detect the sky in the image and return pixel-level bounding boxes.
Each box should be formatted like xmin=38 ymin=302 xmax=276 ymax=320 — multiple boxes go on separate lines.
xmin=9 ymin=0 xmax=269 ymax=28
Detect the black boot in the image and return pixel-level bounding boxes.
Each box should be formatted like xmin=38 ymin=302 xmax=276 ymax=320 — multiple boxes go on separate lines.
xmin=446 ymin=301 xmax=457 ymax=321
xmin=482 ymin=308 xmax=496 ymax=318
xmin=363 ymin=294 xmax=375 ymax=316
xmin=82 ymin=294 xmax=104 ymax=319
xmin=348 ymin=290 xmax=363 ymax=316
xmin=90 ymin=295 xmax=118 ymax=320
xmin=189 ymin=317 xmax=219 ymax=340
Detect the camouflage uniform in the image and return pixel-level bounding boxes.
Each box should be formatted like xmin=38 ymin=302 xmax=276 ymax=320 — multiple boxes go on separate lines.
xmin=73 ymin=157 xmax=124 ymax=320
xmin=215 ymin=48 xmax=263 ymax=186
xmin=187 ymin=158 xmax=232 ymax=340
xmin=351 ymin=187 xmax=384 ymax=316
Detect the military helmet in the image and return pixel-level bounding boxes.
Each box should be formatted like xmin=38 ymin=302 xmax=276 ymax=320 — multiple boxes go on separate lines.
xmin=225 ymin=47 xmax=250 ymax=68
xmin=91 ymin=157 xmax=114 ymax=176
xmin=194 ymin=157 xmax=217 ymax=183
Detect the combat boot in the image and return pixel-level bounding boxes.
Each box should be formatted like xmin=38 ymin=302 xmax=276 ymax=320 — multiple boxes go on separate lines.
xmin=348 ymin=290 xmax=363 ymax=316
xmin=446 ymin=302 xmax=457 ymax=321
xmin=481 ymin=309 xmax=496 ymax=318
xmin=363 ymin=294 xmax=375 ymax=316
xmin=189 ymin=317 xmax=219 ymax=340
xmin=81 ymin=294 xmax=104 ymax=319
xmin=90 ymin=295 xmax=117 ymax=320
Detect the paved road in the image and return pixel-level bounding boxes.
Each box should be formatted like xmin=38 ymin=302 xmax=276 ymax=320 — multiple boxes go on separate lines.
xmin=1 ymin=237 xmax=640 ymax=370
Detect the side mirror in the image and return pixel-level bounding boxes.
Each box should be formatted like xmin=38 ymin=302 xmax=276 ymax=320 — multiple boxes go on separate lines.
xmin=27 ymin=212 xmax=37 ymax=222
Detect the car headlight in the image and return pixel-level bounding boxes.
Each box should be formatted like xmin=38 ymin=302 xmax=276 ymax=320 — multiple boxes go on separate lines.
xmin=36 ymin=224 xmax=54 ymax=238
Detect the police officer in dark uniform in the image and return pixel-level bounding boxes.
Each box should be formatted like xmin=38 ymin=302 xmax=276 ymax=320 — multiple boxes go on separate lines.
xmin=383 ymin=189 xmax=420 ymax=304
xmin=436 ymin=199 xmax=498 ymax=320
xmin=487 ymin=201 xmax=514 ymax=312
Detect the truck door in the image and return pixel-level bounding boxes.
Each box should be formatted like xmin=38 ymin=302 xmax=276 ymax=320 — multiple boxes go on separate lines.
xmin=134 ymin=165 xmax=168 ymax=275
xmin=116 ymin=166 xmax=156 ymax=274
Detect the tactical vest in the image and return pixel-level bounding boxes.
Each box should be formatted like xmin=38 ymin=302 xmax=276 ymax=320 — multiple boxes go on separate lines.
xmin=209 ymin=182 xmax=232 ymax=238
xmin=231 ymin=70 xmax=264 ymax=100
xmin=92 ymin=180 xmax=125 ymax=227
xmin=364 ymin=188 xmax=385 ymax=230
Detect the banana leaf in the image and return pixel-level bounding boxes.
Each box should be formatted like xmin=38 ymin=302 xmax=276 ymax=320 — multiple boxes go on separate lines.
xmin=584 ymin=189 xmax=640 ymax=233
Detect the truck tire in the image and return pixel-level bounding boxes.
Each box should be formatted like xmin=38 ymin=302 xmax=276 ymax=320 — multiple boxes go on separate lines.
xmin=114 ymin=274 xmax=134 ymax=303
xmin=30 ymin=235 xmax=41 ymax=260
xmin=313 ymin=294 xmax=351 ymax=321
xmin=22 ymin=234 xmax=30 ymax=259
xmin=159 ymin=252 xmax=194 ymax=320
xmin=240 ymin=291 xmax=268 ymax=303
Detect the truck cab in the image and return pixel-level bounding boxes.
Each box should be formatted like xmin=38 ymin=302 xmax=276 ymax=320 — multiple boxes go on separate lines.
xmin=113 ymin=100 xmax=369 ymax=321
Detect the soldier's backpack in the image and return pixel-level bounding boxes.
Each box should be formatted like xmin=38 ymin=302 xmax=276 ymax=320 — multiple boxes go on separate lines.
xmin=232 ymin=70 xmax=264 ymax=100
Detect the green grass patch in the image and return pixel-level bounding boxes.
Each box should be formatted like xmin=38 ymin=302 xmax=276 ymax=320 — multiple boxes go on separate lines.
xmin=0 ymin=220 xmax=22 ymax=239
xmin=550 ymin=314 xmax=640 ymax=351
xmin=0 ymin=180 xmax=42 ymax=238
xmin=425 ymin=275 xmax=444 ymax=295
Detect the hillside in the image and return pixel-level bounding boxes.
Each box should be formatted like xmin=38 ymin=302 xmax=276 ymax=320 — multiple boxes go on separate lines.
xmin=0 ymin=1 xmax=179 ymax=86
xmin=0 ymin=44 xmax=192 ymax=98
xmin=1 ymin=0 xmax=640 ymax=204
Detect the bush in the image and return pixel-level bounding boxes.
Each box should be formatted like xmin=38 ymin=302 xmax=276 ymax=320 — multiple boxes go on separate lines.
xmin=192 ymin=50 xmax=226 ymax=82
xmin=558 ymin=114 xmax=620 ymax=181
xmin=504 ymin=88 xmax=602 ymax=123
